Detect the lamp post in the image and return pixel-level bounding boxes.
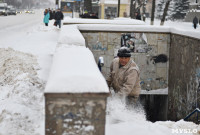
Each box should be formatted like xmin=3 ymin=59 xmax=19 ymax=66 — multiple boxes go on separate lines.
xmin=118 ymin=0 xmax=120 ymax=17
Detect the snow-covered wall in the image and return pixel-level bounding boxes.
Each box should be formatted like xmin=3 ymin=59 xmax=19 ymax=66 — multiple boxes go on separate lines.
xmin=45 ymin=25 xmax=109 ymax=93
xmin=44 ymin=25 xmax=109 ymax=135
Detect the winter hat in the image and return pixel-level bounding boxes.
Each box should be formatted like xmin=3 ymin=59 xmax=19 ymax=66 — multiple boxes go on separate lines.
xmin=117 ymin=47 xmax=131 ymax=57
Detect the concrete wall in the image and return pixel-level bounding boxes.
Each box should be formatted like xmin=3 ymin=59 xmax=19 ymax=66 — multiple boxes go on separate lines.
xmin=81 ymin=31 xmax=170 ymax=90
xmin=168 ymin=34 xmax=200 ymax=122
xmin=45 ymin=93 xmax=108 ymax=135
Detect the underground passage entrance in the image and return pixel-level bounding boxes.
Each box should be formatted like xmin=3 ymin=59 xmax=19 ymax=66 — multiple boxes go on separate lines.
xmin=140 ymin=94 xmax=168 ymax=122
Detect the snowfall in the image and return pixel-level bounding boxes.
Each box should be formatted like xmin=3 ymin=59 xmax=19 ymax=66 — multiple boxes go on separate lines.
xmin=0 ymin=10 xmax=200 ymax=135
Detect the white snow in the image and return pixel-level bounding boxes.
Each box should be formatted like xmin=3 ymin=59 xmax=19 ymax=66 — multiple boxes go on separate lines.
xmin=63 ymin=17 xmax=146 ymax=25
xmin=141 ymin=88 xmax=168 ymax=95
xmin=57 ymin=25 xmax=85 ymax=46
xmin=63 ymin=18 xmax=200 ymax=39
xmin=0 ymin=10 xmax=199 ymax=135
xmin=45 ymin=45 xmax=109 ymax=93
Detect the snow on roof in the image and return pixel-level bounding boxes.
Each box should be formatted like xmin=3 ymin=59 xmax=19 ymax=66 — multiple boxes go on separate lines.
xmin=45 ymin=45 xmax=109 ymax=93
xmin=63 ymin=18 xmax=145 ymax=25
xmin=58 ymin=25 xmax=85 ymax=46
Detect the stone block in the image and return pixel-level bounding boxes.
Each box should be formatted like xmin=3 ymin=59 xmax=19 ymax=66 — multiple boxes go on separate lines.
xmin=146 ymin=33 xmax=158 ymax=45
xmin=158 ymin=34 xmax=168 ymax=42
xmin=108 ymin=33 xmax=121 ymax=44
xmin=105 ymin=44 xmax=114 ymax=56
xmin=99 ymin=32 xmax=108 ymax=43
xmin=45 ymin=93 xmax=108 ymax=135
xmin=156 ymin=67 xmax=167 ymax=80
xmin=87 ymin=33 xmax=100 ymax=45
xmin=157 ymin=41 xmax=168 ymax=55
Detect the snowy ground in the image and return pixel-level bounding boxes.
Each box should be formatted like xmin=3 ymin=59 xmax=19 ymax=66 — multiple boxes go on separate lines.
xmin=0 ymin=10 xmax=200 ymax=135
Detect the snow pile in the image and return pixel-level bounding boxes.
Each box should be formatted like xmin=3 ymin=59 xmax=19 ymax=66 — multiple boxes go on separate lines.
xmin=0 ymin=48 xmax=44 ymax=135
xmin=57 ymin=25 xmax=85 ymax=46
xmin=45 ymin=45 xmax=109 ymax=93
xmin=106 ymin=95 xmax=200 ymax=135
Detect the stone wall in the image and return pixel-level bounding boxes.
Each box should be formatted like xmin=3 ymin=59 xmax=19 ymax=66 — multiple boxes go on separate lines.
xmin=81 ymin=31 xmax=170 ymax=90
xmin=168 ymin=34 xmax=200 ymax=122
xmin=45 ymin=93 xmax=108 ymax=135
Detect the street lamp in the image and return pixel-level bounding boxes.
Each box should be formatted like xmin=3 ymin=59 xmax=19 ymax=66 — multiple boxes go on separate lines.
xmin=118 ymin=0 xmax=120 ymax=17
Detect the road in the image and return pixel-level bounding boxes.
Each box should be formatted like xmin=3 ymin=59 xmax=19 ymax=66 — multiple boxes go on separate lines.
xmin=0 ymin=10 xmax=43 ymax=32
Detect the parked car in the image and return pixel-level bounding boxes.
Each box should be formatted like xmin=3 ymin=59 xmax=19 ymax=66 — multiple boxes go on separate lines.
xmin=16 ymin=10 xmax=23 ymax=14
xmin=0 ymin=3 xmax=8 ymax=16
xmin=7 ymin=7 xmax=16 ymax=15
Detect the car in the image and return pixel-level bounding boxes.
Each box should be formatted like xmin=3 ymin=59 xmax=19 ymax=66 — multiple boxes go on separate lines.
xmin=29 ymin=10 xmax=35 ymax=14
xmin=25 ymin=10 xmax=35 ymax=14
xmin=16 ymin=10 xmax=23 ymax=14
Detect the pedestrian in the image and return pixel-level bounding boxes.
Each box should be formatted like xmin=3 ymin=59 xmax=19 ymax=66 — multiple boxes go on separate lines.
xmin=106 ymin=47 xmax=141 ymax=105
xmin=55 ymin=9 xmax=64 ymax=28
xmin=135 ymin=12 xmax=141 ymax=20
xmin=52 ymin=10 xmax=56 ymax=20
xmin=49 ymin=9 xmax=53 ymax=20
xmin=43 ymin=9 xmax=50 ymax=26
xmin=193 ymin=16 xmax=198 ymax=29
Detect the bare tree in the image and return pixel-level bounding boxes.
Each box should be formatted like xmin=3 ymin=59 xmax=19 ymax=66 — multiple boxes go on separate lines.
xmin=84 ymin=0 xmax=92 ymax=13
xmin=160 ymin=0 xmax=171 ymax=25
xmin=151 ymin=0 xmax=156 ymax=25
xmin=130 ymin=0 xmax=136 ymax=18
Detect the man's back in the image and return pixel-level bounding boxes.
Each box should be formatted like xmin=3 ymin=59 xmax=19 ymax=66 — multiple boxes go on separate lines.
xmin=55 ymin=11 xmax=63 ymax=20
xmin=193 ymin=16 xmax=198 ymax=24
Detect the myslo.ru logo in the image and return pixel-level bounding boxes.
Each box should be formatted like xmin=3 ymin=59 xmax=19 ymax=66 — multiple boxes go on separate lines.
xmin=172 ymin=128 xmax=198 ymax=134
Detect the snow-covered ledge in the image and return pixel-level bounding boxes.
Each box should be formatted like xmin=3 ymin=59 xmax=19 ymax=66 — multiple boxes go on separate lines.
xmin=63 ymin=17 xmax=146 ymax=25
xmin=45 ymin=25 xmax=109 ymax=93
xmin=45 ymin=45 xmax=109 ymax=93
xmin=44 ymin=25 xmax=109 ymax=135
xmin=76 ymin=24 xmax=200 ymax=39
xmin=63 ymin=18 xmax=200 ymax=39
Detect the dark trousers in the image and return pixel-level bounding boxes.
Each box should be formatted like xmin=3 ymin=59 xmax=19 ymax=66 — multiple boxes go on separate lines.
xmin=194 ymin=24 xmax=197 ymax=29
xmin=45 ymin=23 xmax=48 ymax=26
xmin=56 ymin=20 xmax=61 ymax=28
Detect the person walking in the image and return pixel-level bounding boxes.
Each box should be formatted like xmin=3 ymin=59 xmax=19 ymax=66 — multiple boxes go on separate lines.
xmin=106 ymin=47 xmax=141 ymax=104
xmin=193 ymin=16 xmax=198 ymax=29
xmin=55 ymin=9 xmax=64 ymax=28
xmin=43 ymin=9 xmax=50 ymax=26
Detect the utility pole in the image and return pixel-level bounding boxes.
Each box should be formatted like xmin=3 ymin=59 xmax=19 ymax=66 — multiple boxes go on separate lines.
xmin=118 ymin=0 xmax=120 ymax=17
xmin=151 ymin=0 xmax=156 ymax=25
xmin=142 ymin=0 xmax=147 ymax=21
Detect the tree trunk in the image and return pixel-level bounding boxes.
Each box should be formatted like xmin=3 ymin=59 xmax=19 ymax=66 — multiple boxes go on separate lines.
xmin=84 ymin=0 xmax=92 ymax=13
xmin=118 ymin=0 xmax=120 ymax=17
xmin=160 ymin=0 xmax=171 ymax=26
xmin=130 ymin=0 xmax=134 ymax=18
xmin=151 ymin=0 xmax=156 ymax=25
xmin=137 ymin=0 xmax=142 ymax=14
